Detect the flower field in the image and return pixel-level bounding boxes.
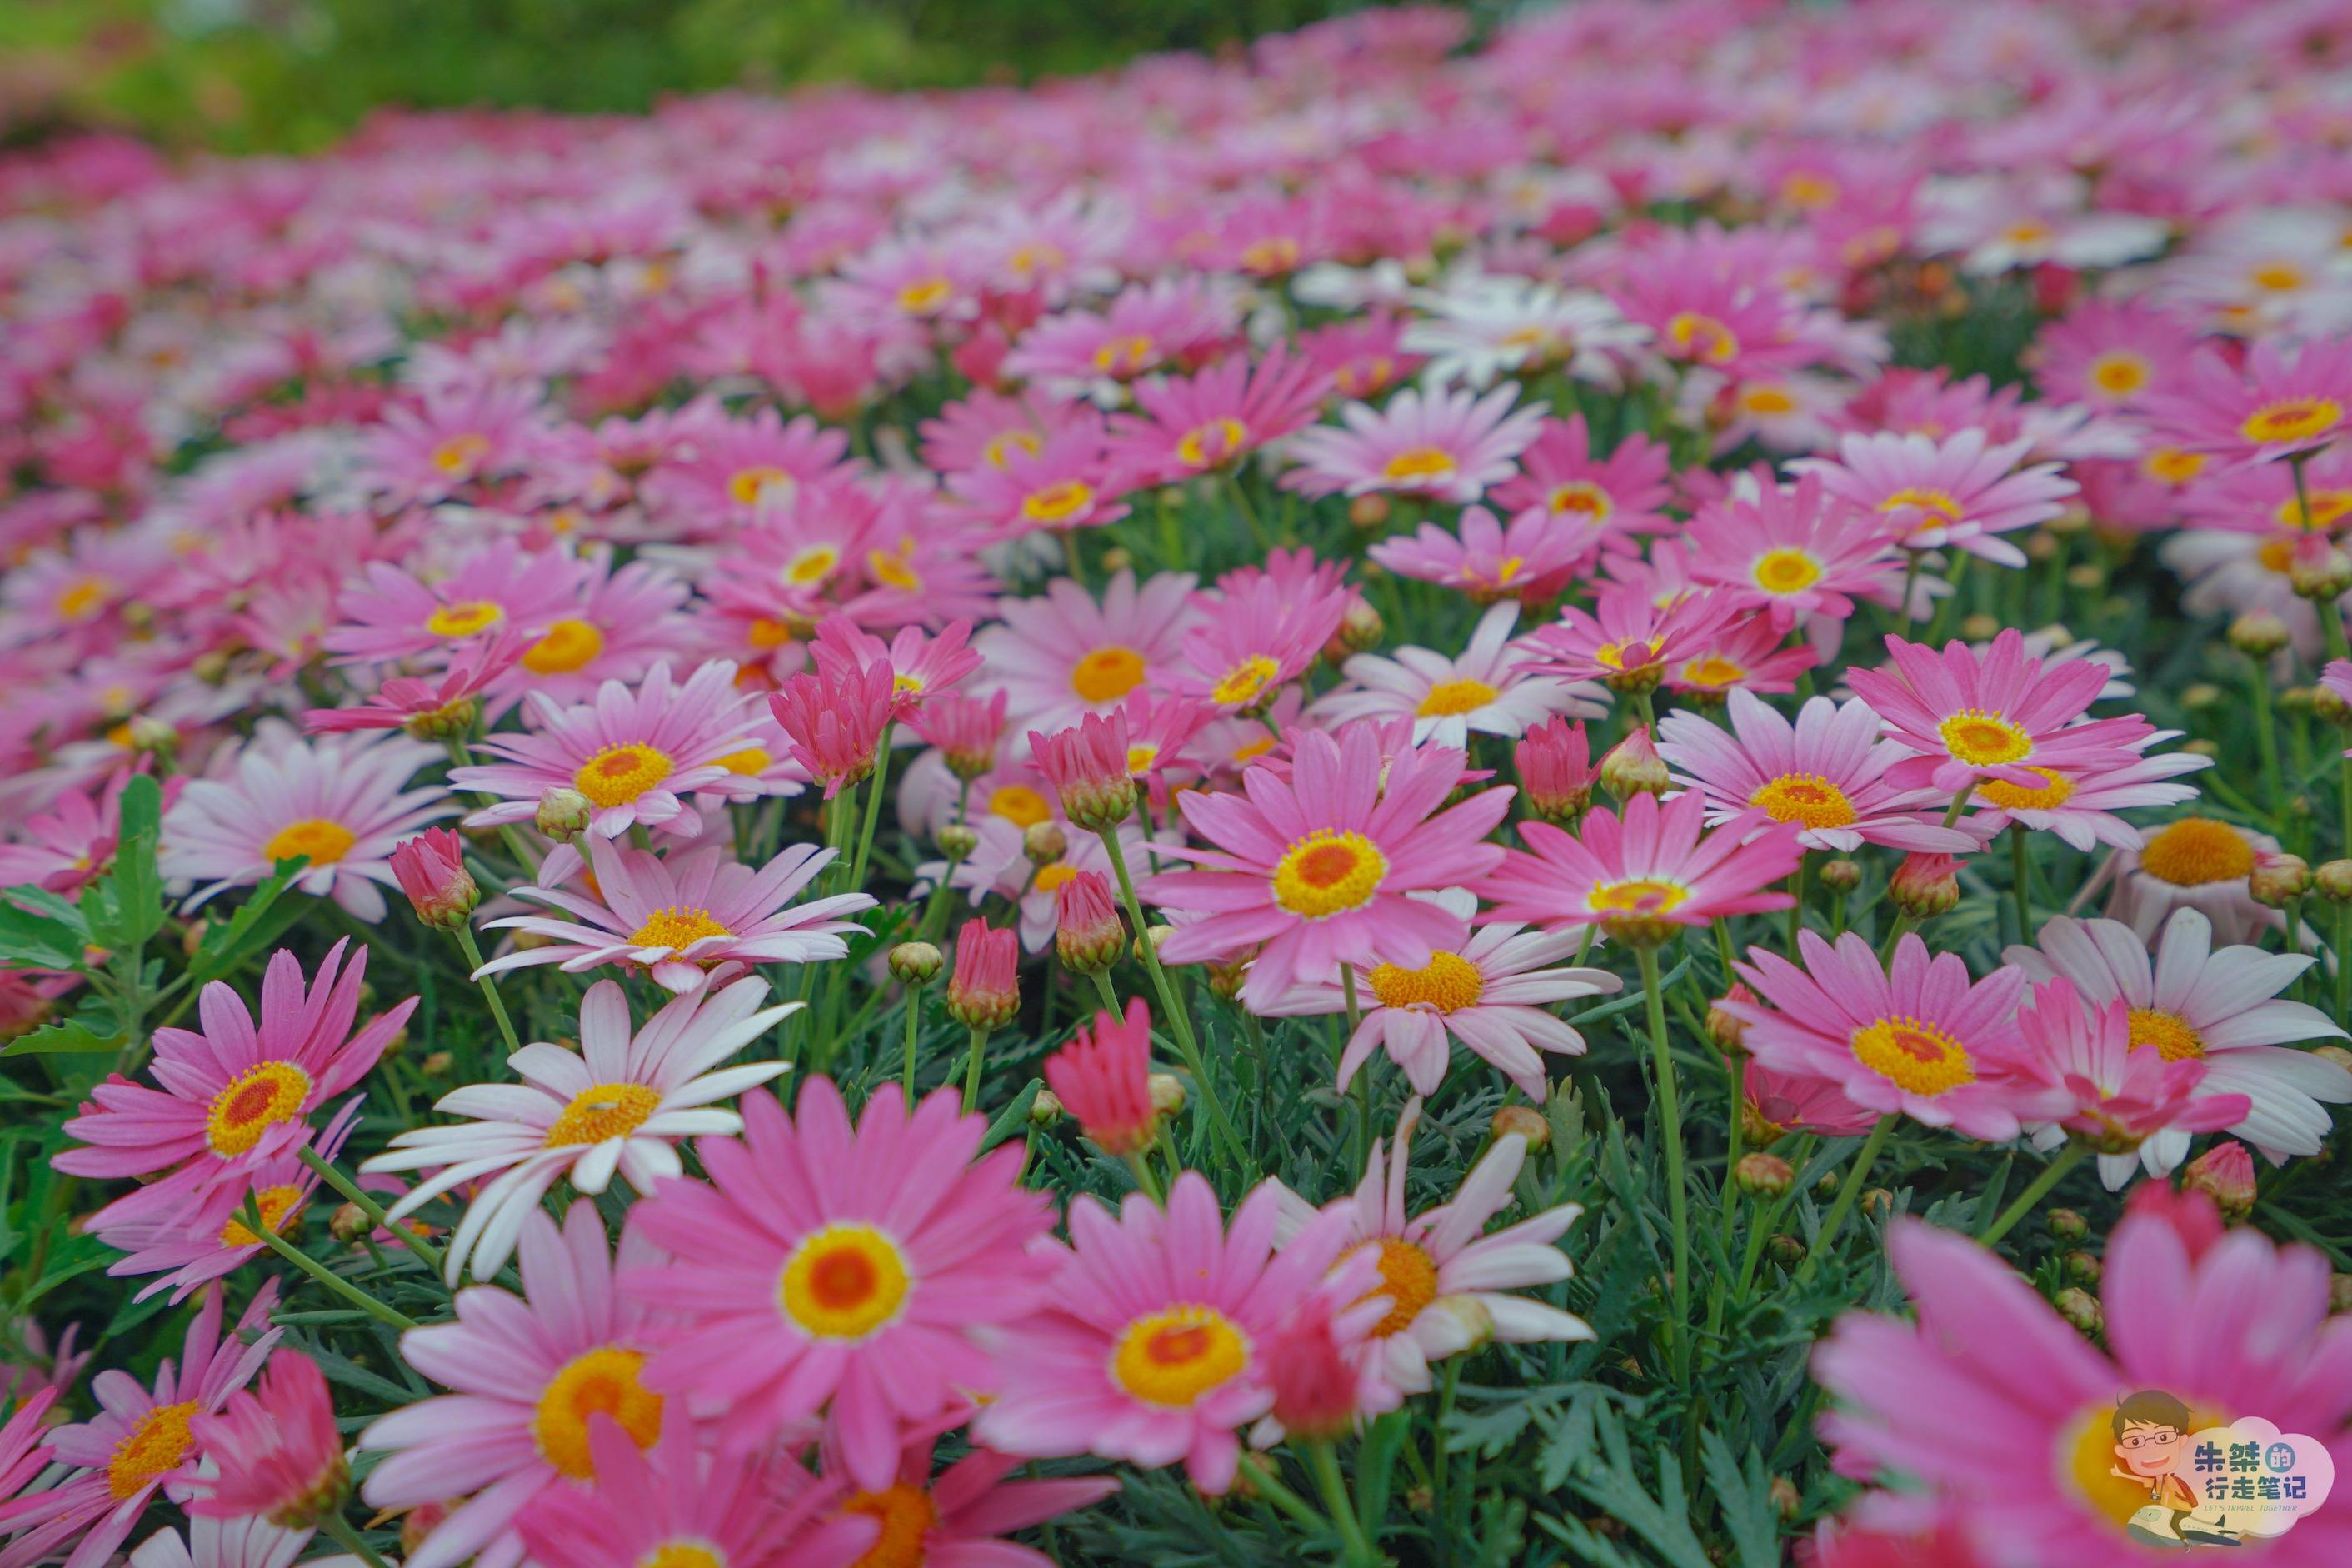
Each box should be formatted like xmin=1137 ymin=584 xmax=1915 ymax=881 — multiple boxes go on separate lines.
xmin=9 ymin=2 xmax=2352 ymax=1565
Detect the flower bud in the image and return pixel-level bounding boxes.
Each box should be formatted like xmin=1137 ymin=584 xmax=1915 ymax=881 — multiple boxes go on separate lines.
xmin=1029 ymin=712 xmax=1137 ymax=831
xmin=945 ymin=923 xmax=1021 ymax=1030
xmin=1958 ymin=612 xmax=2002 ymax=642
xmin=1333 ymin=597 xmax=1384 ymax=655
xmin=2180 ymin=682 xmax=2222 ymax=711
xmin=936 ymin=821 xmax=981 ymax=861
xmin=1818 ymin=857 xmax=1861 ymax=893
xmin=1768 ymin=1477 xmax=1800 ymax=1521
xmin=2046 ymin=1207 xmax=2088 ymax=1241
xmin=126 ymin=715 xmax=178 ymax=757
xmin=1206 ymin=954 xmax=1251 ymax=1000
xmin=1023 ymin=821 xmax=1068 ymax=866
xmin=1706 ymin=983 xmax=1755 ymax=1056
xmin=1888 ymin=852 xmax=1962 ymax=919
xmin=1733 ymin=1151 xmax=1792 ymax=1199
xmin=1134 ymin=923 xmax=1174 ymax=965
xmin=404 ymin=697 xmax=478 ymax=742
xmin=2228 ymin=612 xmax=2292 ymax=657
xmin=1860 ymin=1187 xmax=1893 ymax=1219
xmin=2314 ymin=682 xmax=2352 ymax=726
xmin=1148 ymin=1071 xmax=1186 ymax=1118
xmin=1516 ymin=716 xmax=1595 ymax=822
xmin=330 ymin=1203 xmax=370 ymax=1245
xmin=2182 ymin=1139 xmax=2257 ymax=1220
xmin=1029 ymin=1088 xmax=1064 ymax=1126
xmin=2063 ymin=1248 xmax=2101 ymax=1286
xmin=888 ymin=941 xmax=944 ymax=987
xmin=1266 ymin=1296 xmax=1360 ymax=1442
xmin=2249 ymin=851 xmax=2311 ymax=908
xmin=1054 ymin=871 xmax=1126 ymax=975
xmin=1491 ymin=1104 xmax=1550 ymax=1150
xmin=534 ymin=786 xmax=593 ymax=842
xmin=2055 ymin=1286 xmax=2102 ymax=1336
xmin=2291 ymin=539 xmax=2352 ymax=601
xmin=2317 ymin=860 xmax=2352 ymax=902
xmin=1765 ymin=1234 xmax=1806 ymax=1270
xmin=421 ymin=1050 xmax=452 ymax=1077
xmin=388 ymin=828 xmax=480 ymax=931
xmin=2318 ymin=1045 xmax=2352 ymax=1074
xmin=1598 ymin=725 xmax=1670 ymax=801
xmin=1348 ymin=494 xmax=1391 ymax=529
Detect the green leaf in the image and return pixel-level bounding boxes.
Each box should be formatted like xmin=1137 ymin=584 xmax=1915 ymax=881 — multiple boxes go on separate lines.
xmin=1 ymin=1016 xmax=123 ymax=1056
xmin=1700 ymin=1429 xmax=1784 ymax=1568
xmin=979 ymin=1077 xmax=1041 ymax=1153
xmin=0 ymin=887 xmax=88 ymax=971
xmin=1559 ymin=1406 xmax=1715 ymax=1568
xmin=108 ymin=773 xmax=167 ymax=949
xmin=182 ymin=859 xmax=312 ymax=992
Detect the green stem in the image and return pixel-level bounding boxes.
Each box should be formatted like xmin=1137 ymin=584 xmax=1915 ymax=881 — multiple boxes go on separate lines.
xmin=452 ymin=926 xmax=522 ymax=1057
xmin=1308 ymin=1441 xmax=1380 ymax=1566
xmin=1088 ymin=969 xmax=1121 ymax=1018
xmin=1791 ymin=1114 xmax=1894 ymax=1286
xmin=2007 ymin=823 xmax=2035 ymax=941
xmin=1124 ymin=1149 xmax=1164 ymax=1202
xmin=244 ymin=1197 xmax=417 ymax=1331
xmin=901 ymin=993 xmax=922 ymax=1098
xmin=1786 ymin=854 xmax=1810 ymax=956
xmin=961 ymin=1025 xmax=991 ymax=1112
xmin=1635 ymin=944 xmax=1690 ymax=1383
xmin=2250 ymin=662 xmax=2284 ymax=815
xmin=1979 ymin=1142 xmax=2089 ymax=1247
xmin=295 ymin=1146 xmax=445 ymax=1281
xmin=1236 ymin=1453 xmax=1335 ymax=1536
xmin=320 ymin=1512 xmax=397 ymax=1568
xmin=846 ymin=723 xmax=896 ymax=896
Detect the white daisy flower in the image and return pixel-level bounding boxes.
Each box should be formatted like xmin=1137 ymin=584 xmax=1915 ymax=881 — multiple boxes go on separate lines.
xmin=1309 ymin=601 xmax=1605 ymax=750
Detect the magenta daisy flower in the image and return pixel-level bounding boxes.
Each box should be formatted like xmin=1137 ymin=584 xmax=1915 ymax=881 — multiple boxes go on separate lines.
xmin=1312 ymin=602 xmax=1605 ymax=749
xmin=1795 ymin=429 xmax=2077 ymax=567
xmin=1147 ymin=725 xmax=1514 ymax=1009
xmin=1725 ymin=931 xmax=2048 ymax=1141
xmin=1657 ymin=691 xmax=1979 ymax=856
xmin=972 ymin=569 xmax=1201 ymax=739
xmin=1001 ymin=277 xmax=1239 ymax=386
xmin=812 ymin=1420 xmax=1121 ymax=1568
xmin=946 ymin=416 xmax=1136 ymax=539
xmin=12 ymin=1286 xmax=279 ymax=1568
xmin=1366 ymin=503 xmax=1588 ymax=605
xmin=2012 ymin=977 xmax=2250 ymax=1191
xmin=1525 ymin=582 xmax=1737 ymax=692
xmin=1106 ymin=347 xmax=1329 ymax=486
xmin=357 ymin=380 xmax=547 ymax=507
xmin=1664 ymin=608 xmax=1825 ymax=699
xmin=620 ymin=1079 xmax=1051 ymax=1491
xmin=1479 ymin=790 xmax=1801 ymax=946
xmin=364 ymin=976 xmax=796 ymax=1282
xmin=2146 ymin=336 xmax=2352 ymax=468
xmin=1844 ymin=629 xmax=2130 ymax=796
xmin=0 ymin=774 xmax=136 ymax=895
xmin=480 ymin=554 xmax=692 ymax=717
xmin=302 ymin=627 xmax=527 ymax=737
xmin=184 ymin=1351 xmax=343 ymax=1529
xmin=971 ymin=1172 xmax=1360 ymax=1494
xmin=1685 ymin=477 xmax=1905 ymax=626
xmin=1741 ymin=1057 xmax=1881 ymax=1144
xmin=58 ymin=939 xmax=412 ymax=1187
xmin=322 ymin=541 xmax=589 ymax=668
xmin=452 ymin=661 xmax=767 ymax=841
xmin=646 ymin=407 xmax=853 ymax=523
xmin=2031 ymin=298 xmax=2204 ymax=412
xmin=161 ymin=727 xmax=452 ymax=921
xmin=809 ymin=616 xmax=981 ymax=717
xmin=1282 ymin=384 xmax=1547 ymax=504
xmin=358 ymin=1202 xmax=667 ymax=1568
xmin=1961 ymin=723 xmax=2209 ymax=851
xmin=479 ymin=838 xmax=872 ymax=992
xmin=1170 ymin=565 xmax=1351 ymax=714
xmin=1487 ymin=415 xmax=1674 ymax=569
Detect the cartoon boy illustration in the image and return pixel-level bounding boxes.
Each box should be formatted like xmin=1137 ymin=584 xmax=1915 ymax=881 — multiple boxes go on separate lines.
xmin=2110 ymin=1391 xmax=2242 ymax=1549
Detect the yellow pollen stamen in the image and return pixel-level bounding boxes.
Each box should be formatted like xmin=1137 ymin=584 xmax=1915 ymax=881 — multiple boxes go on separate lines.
xmin=263 ymin=818 xmax=357 ymax=868
xmin=532 ymin=1347 xmax=662 ymax=1481
xmin=425 ymin=600 xmax=503 ymax=638
xmin=713 ymin=747 xmax=769 ymax=776
xmin=2143 ymin=447 xmax=2206 ymax=485
xmin=1111 ymin=1305 xmax=1248 ymax=1407
xmin=53 ymin=577 xmax=111 ymax=622
xmin=839 ymin=1484 xmax=937 ymax=1568
xmin=1366 ymin=951 xmax=1484 ymax=1012
xmin=895 ymin=277 xmax=952 ymax=314
xmin=1668 ymin=311 xmax=1740 ymax=364
xmin=2240 ymin=397 xmax=2344 ymax=447
xmin=1936 ymin=708 xmax=2032 ymax=767
xmin=545 ymin=1083 xmax=663 ymax=1146
xmin=1679 ymin=654 xmax=1747 ymax=689
xmin=1021 ymin=480 xmax=1096 ymax=525
xmin=2128 ymin=1008 xmax=2206 ymax=1061
xmin=1211 ymin=655 xmax=1281 ymax=707
xmin=221 ymin=1184 xmax=305 ymax=1248
xmin=1751 ymin=548 xmax=1823 ymax=594
xmin=2138 ymin=816 xmax=2256 ymax=886
xmin=206 ymin=1061 xmax=313 ymax=1156
xmin=641 ymin=1545 xmax=723 ymax=1568
xmin=629 ymin=906 xmax=732 ymax=952
xmin=107 ymin=1401 xmax=200 ymax=1501
xmin=523 ymin=617 xmax=605 ymax=675
xmin=988 ymin=784 xmax=1051 ymax=827
xmin=782 ymin=545 xmax=841 ymax=587
xmin=1070 ymin=645 xmax=1146 ymax=704
xmin=1416 ymin=677 xmax=1498 ymax=717
xmin=1750 ymin=773 xmax=1858 ymax=831
xmin=1177 ymin=417 xmax=1249 ymax=469
xmin=1093 ymin=334 xmax=1156 ymax=375
xmin=1271 ymin=831 xmax=1388 ymax=919
xmin=572 ymin=743 xmax=676 ymax=809
xmin=1351 ymin=1238 xmax=1439 ymax=1338
xmin=779 ymin=1223 xmax=911 ymax=1341
xmin=430 ymin=434 xmax=490 ymax=475
xmin=728 ymin=467 xmax=794 ymax=507
xmin=1878 ymin=487 xmax=1964 ymax=535
xmin=1741 ymin=385 xmax=1797 ymax=414
xmin=1976 ymin=767 xmax=2075 ymax=811
xmin=1382 ymin=447 xmax=1458 ymax=483
xmin=1850 ymin=1015 xmax=1975 ymax=1096
xmin=2088 ymin=351 xmax=2151 ymax=398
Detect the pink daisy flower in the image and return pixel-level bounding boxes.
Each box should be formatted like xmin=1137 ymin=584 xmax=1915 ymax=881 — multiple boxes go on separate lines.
xmin=1281 ymin=384 xmax=1548 ymax=504
xmin=1960 ymin=723 xmax=2209 ymax=851
xmin=302 ymin=626 xmax=527 ymax=737
xmin=1272 ymin=1099 xmax=1594 ymax=1401
xmin=322 ymin=541 xmax=588 ymax=669
xmin=1366 ymin=503 xmax=1588 ymax=605
xmin=1106 ymin=348 xmax=1330 ymax=486
xmin=768 ymin=657 xmax=896 ymax=799
xmin=2086 ymin=815 xmax=2296 ymax=948
xmin=1297 ymin=309 xmax=1420 ymax=401
xmin=917 ymin=388 xmax=1077 ymax=475
xmin=161 ymin=727 xmax=452 ymax=922
xmin=620 ymin=1079 xmax=1051 ymax=1491
xmin=1741 ymin=1057 xmax=1882 ymax=1145
xmin=58 ymin=939 xmax=412 ymax=1187
xmin=123 ymin=1516 xmax=315 ymax=1568
xmin=478 ymin=838 xmax=873 ymax=992
xmin=357 ymin=1201 xmax=666 ymax=1568
xmin=1525 ymin=583 xmax=1737 ymax=692
xmin=1312 ymin=602 xmax=1605 ymax=749
xmin=972 ymin=569 xmax=1201 ymax=739
xmin=184 ymin=1351 xmax=342 ymax=1529
xmin=2011 ymin=977 xmax=2250 ymax=1191
xmin=1685 ymin=477 xmax=1905 ymax=626
xmin=363 ymin=976 xmax=796 ymax=1283
xmin=946 ymin=416 xmax=1136 ymax=540
xmin=0 ymin=773 xmax=142 ymax=895
xmin=1480 ymin=790 xmax=1801 ymax=946
xmin=1844 ymin=629 xmax=2130 ymax=796
xmin=480 ymin=555 xmax=692 ymax=717
xmin=2030 ymin=298 xmax=2205 ymax=412
xmin=1259 ymin=889 xmax=1621 ymax=1101
xmin=1171 ymin=565 xmax=1351 ymax=714
xmin=2005 ymin=909 xmax=2352 ymax=1169
xmin=1725 ymin=931 xmax=2045 ymax=1141
xmin=812 ymin=1419 xmax=1121 ymax=1568
xmin=2146 ymin=337 xmax=2352 ymax=468
xmin=1486 ymin=415 xmax=1675 ymax=572
xmin=358 ymin=381 xmax=547 ymax=507
xmin=1814 ymin=1185 xmax=2352 ymax=1566
xmin=1001 ymin=278 xmax=1239 ymax=386
xmin=1664 ymin=607 xmax=1825 ymax=699
xmin=1795 ymin=429 xmax=2077 ymax=567
xmin=1147 ymin=726 xmax=1514 ymax=1010
xmin=809 ymin=617 xmax=981 ymax=717
xmin=646 ymin=407 xmax=854 ymax=524
xmin=972 ymin=1172 xmax=1360 ymax=1494
xmin=13 ymin=1286 xmax=279 ymax=1568
xmin=452 ymin=661 xmax=767 ymax=842
xmin=1657 ymin=690 xmax=1980 ymax=856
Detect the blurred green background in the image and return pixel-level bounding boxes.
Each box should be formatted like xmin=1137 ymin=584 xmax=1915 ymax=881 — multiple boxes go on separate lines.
xmin=0 ymin=0 xmax=1394 ymax=153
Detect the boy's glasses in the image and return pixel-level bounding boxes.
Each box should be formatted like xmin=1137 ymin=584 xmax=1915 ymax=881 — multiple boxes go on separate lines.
xmin=2117 ymin=1431 xmax=2182 ymax=1451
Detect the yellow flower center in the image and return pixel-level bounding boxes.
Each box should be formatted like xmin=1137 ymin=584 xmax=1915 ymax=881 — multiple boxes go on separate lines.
xmin=1241 ymin=237 xmax=1301 ymax=275
xmin=573 ymin=743 xmax=676 ymax=808
xmin=1366 ymin=950 xmax=1484 ymax=1012
xmin=895 ymin=277 xmax=952 ymax=314
xmin=840 ymin=1484 xmax=937 ymax=1568
xmin=107 ymin=1401 xmax=200 ymax=1501
xmin=1416 ymin=677 xmax=1498 ymax=717
xmin=1850 ymin=1015 xmax=1975 ymax=1096
xmin=1936 ymin=708 xmax=2032 ymax=767
xmin=1211 ymin=654 xmax=1281 ymax=707
xmin=1592 ymin=637 xmax=1662 ymax=673
xmin=1093 ymin=334 xmax=1156 ymax=375
xmin=263 ymin=817 xmax=357 ymax=868
xmin=1668 ymin=311 xmax=1739 ymax=364
xmin=206 ymin=1061 xmax=313 ymax=1156
xmin=425 ymin=599 xmax=504 ymax=638
xmin=1021 ymin=480 xmax=1095 ymax=525
xmin=1751 ymin=548 xmax=1823 ymax=594
xmin=1126 ymin=742 xmax=1159 ymax=775
xmin=1679 ymin=654 xmax=1746 ymax=690
xmin=2281 ymin=489 xmax=2352 ymax=531
xmin=867 ymin=543 xmax=922 ymax=592
xmin=523 ymin=617 xmax=605 ymax=675
xmin=2003 ymin=220 xmax=2051 ymax=247
xmin=782 ymin=545 xmax=840 ymax=587
xmin=2250 ymin=262 xmax=2307 ymax=292
xmin=2259 ymin=537 xmax=2297 ymax=575
xmin=1176 ymin=417 xmax=1248 ymax=469
xmin=1976 ymin=766 xmax=2075 ymax=811
xmin=1781 ymin=172 xmax=1838 ymax=208
xmin=1750 ymin=773 xmax=1858 ymax=830
xmin=544 ymin=1082 xmax=663 ymax=1147
xmin=1067 ymin=644 xmax=1146 ymax=704
xmin=2241 ymin=397 xmax=2344 ymax=447
xmin=628 ymin=906 xmax=732 ymax=952
xmin=1587 ymin=878 xmax=1688 ymax=920
xmin=2128 ymin=1007 xmax=2205 ymax=1062
xmin=1031 ymin=864 xmax=1078 ymax=895
xmin=1110 ymin=1306 xmax=1249 ymax=1407
xmin=713 ymin=747 xmax=769 ymax=776
xmin=780 ymin=1223 xmax=912 ymax=1341
xmin=1878 ymin=487 xmax=1963 ymax=533
xmin=1382 ymin=447 xmax=1458 ymax=483
xmin=988 ymin=784 xmax=1052 ymax=828
xmin=430 ymin=434 xmax=490 ymax=475
xmin=532 ymin=1346 xmax=662 ymax=1481
xmin=2138 ymin=816 xmax=2256 ymax=886
xmin=983 ymin=430 xmax=1042 ymax=469
xmin=728 ymin=466 xmax=795 ymax=507
xmin=1351 ymin=1237 xmax=1439 ymax=1338
xmin=1740 ymin=384 xmax=1797 ymax=415
xmin=641 ymin=1544 xmax=723 ymax=1568
xmin=2142 ymin=447 xmax=2206 ymax=485
xmin=52 ymin=577 xmax=110 ymax=622
xmin=1231 ymin=736 xmax=1276 ymax=765
xmin=1271 ymin=831 xmax=1388 ymax=918
xmin=2088 ymin=351 xmax=2151 ymax=397
xmin=220 ymin=1183 xmax=306 ymax=1248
